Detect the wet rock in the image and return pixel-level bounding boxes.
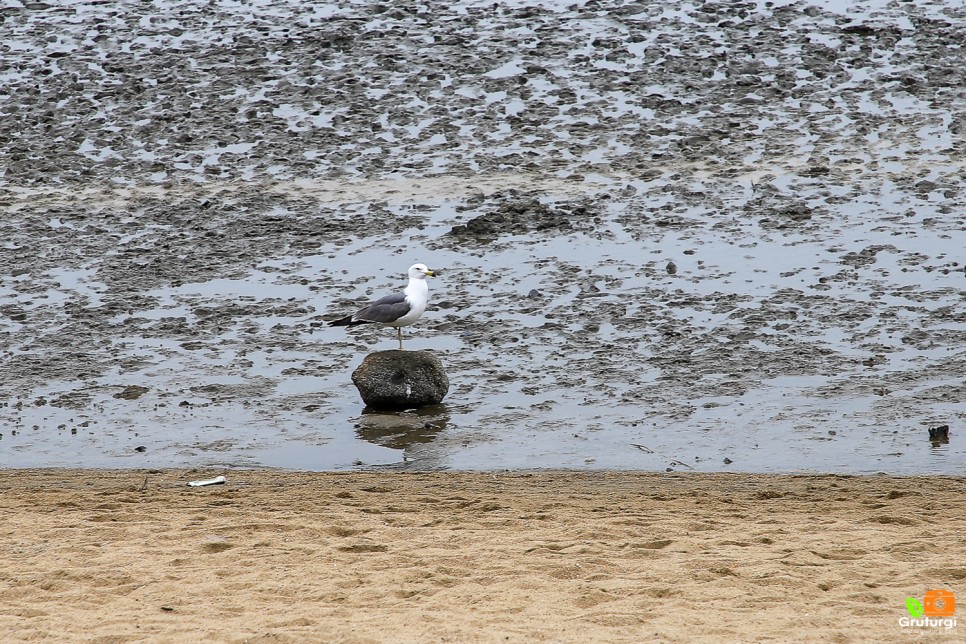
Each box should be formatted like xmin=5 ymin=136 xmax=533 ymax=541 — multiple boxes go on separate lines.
xmin=114 ymin=385 xmax=149 ymax=400
xmin=928 ymin=425 xmax=949 ymax=445
xmin=351 ymin=351 xmax=449 ymax=410
xmin=446 ymin=195 xmax=596 ymax=241
xmin=1 ymin=306 xmax=27 ymax=322
xmin=840 ymin=245 xmax=895 ymax=268
xmin=755 ymin=203 xmax=815 ymax=229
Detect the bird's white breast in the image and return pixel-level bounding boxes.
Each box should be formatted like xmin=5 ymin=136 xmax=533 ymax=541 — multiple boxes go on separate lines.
xmin=392 ymin=278 xmax=429 ymax=327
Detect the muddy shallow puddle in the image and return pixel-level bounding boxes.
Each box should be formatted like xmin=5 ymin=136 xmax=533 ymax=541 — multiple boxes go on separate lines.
xmin=1 ymin=0 xmax=963 ymax=473
xmin=2 ymin=177 xmax=962 ymax=474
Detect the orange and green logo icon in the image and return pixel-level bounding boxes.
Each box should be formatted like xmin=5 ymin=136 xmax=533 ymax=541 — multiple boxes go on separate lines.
xmin=906 ymin=590 xmax=955 ymax=618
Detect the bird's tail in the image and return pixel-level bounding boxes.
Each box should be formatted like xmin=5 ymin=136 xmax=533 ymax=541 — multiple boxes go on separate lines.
xmin=328 ymin=316 xmax=369 ymax=327
xmin=328 ymin=316 xmax=352 ymax=326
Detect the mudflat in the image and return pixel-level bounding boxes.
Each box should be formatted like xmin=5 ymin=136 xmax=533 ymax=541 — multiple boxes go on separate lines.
xmin=2 ymin=0 xmax=964 ymax=473
xmin=1 ymin=470 xmax=963 ymax=642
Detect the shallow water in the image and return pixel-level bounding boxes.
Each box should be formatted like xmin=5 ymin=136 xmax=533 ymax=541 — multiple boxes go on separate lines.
xmin=1 ymin=0 xmax=963 ymax=473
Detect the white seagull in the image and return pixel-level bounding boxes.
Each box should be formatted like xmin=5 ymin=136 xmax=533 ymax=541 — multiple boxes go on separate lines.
xmin=329 ymin=263 xmax=437 ymax=350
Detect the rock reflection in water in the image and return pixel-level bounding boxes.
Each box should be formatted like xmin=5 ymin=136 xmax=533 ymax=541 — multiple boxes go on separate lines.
xmin=354 ymin=406 xmax=449 ymax=451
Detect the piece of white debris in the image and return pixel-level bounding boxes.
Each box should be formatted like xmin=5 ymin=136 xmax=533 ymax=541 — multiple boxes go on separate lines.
xmin=187 ymin=475 xmax=227 ymax=487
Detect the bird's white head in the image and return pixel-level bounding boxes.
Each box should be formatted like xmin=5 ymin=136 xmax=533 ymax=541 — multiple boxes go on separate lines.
xmin=408 ymin=263 xmax=436 ymax=279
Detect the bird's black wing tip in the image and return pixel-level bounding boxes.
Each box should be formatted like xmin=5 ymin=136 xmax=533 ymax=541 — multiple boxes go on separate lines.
xmin=329 ymin=316 xmax=374 ymax=327
xmin=328 ymin=316 xmax=353 ymax=327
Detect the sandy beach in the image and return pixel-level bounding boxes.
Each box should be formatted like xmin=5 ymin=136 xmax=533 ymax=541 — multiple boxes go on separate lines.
xmin=3 ymin=3 xmax=963 ymax=640
xmin=1 ymin=470 xmax=963 ymax=642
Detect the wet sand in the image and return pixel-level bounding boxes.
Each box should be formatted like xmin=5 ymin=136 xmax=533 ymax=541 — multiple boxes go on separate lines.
xmin=2 ymin=469 xmax=963 ymax=642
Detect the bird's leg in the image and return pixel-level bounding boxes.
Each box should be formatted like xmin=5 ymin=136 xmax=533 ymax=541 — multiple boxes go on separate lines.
xmin=397 ymin=327 xmax=404 ymax=351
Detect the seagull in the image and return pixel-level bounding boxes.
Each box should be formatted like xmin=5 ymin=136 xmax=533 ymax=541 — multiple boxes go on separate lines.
xmin=329 ymin=263 xmax=437 ymax=350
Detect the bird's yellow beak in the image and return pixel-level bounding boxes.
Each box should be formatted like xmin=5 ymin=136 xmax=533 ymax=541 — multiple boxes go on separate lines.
xmin=425 ymin=268 xmax=437 ymax=277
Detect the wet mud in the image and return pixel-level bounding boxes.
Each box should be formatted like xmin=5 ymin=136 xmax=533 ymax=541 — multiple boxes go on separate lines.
xmin=1 ymin=0 xmax=963 ymax=472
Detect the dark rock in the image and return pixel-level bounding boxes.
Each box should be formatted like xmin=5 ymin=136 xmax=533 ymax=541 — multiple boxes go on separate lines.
xmin=351 ymin=350 xmax=449 ymax=409
xmin=445 ymin=194 xmax=596 ymax=241
xmin=928 ymin=424 xmax=950 ymax=445
xmin=114 ymin=385 xmax=149 ymax=400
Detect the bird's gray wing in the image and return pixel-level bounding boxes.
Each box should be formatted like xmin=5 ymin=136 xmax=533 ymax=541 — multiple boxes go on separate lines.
xmin=353 ymin=292 xmax=411 ymax=324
